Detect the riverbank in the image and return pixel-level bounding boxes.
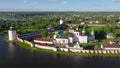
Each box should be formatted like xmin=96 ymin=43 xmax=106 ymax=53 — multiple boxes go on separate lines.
xmin=16 ymin=42 xmax=120 ymax=57
xmin=4 ymin=36 xmax=9 ymax=42
xmin=16 ymin=42 xmax=79 ymax=56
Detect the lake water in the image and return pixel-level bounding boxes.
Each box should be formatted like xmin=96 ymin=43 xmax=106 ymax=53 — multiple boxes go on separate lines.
xmin=0 ymin=35 xmax=120 ymax=68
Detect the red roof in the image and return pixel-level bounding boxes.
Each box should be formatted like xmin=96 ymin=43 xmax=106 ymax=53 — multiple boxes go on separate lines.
xmin=39 ymin=43 xmax=47 ymax=46
xmin=35 ymin=38 xmax=53 ymax=42
xmin=104 ymin=44 xmax=120 ymax=48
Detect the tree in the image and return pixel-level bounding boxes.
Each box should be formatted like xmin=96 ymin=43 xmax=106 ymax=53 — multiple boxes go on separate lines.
xmin=94 ymin=45 xmax=101 ymax=50
xmin=103 ymin=26 xmax=112 ymax=33
xmin=113 ymin=29 xmax=120 ymax=38
xmin=41 ymin=31 xmax=48 ymax=38
xmin=64 ymin=30 xmax=70 ymax=36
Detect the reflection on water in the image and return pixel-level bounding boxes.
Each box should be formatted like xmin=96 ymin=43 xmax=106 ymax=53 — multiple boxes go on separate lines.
xmin=8 ymin=43 xmax=15 ymax=59
xmin=0 ymin=35 xmax=120 ymax=68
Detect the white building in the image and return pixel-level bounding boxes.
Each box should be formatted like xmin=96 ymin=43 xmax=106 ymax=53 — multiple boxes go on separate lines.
xmin=118 ymin=21 xmax=120 ymax=24
xmin=53 ymin=25 xmax=95 ymax=46
xmin=96 ymin=20 xmax=99 ymax=23
xmin=81 ymin=22 xmax=85 ymax=25
xmin=68 ymin=37 xmax=73 ymax=44
xmin=73 ymin=31 xmax=80 ymax=42
xmin=34 ymin=38 xmax=53 ymax=45
xmin=78 ymin=28 xmax=88 ymax=43
xmin=79 ymin=35 xmax=88 ymax=43
xmin=60 ymin=17 xmax=64 ymax=25
xmin=72 ymin=27 xmax=95 ymax=43
xmin=89 ymin=21 xmax=93 ymax=24
xmin=8 ymin=27 xmax=16 ymax=41
xmin=74 ymin=42 xmax=83 ymax=49
xmin=55 ymin=38 xmax=69 ymax=45
xmin=106 ymin=33 xmax=114 ymax=39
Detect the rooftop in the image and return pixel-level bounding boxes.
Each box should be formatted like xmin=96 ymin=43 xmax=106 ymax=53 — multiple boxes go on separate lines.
xmin=54 ymin=23 xmax=68 ymax=30
xmin=104 ymin=43 xmax=120 ymax=48
xmin=9 ymin=27 xmax=16 ymax=30
xmin=35 ymin=38 xmax=53 ymax=42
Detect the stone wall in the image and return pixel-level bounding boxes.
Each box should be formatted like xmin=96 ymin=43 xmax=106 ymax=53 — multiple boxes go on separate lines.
xmin=24 ymin=40 xmax=34 ymax=47
xmin=35 ymin=44 xmax=55 ymax=50
xmin=17 ymin=36 xmax=120 ymax=54
xmin=17 ymin=36 xmax=34 ymax=47
xmin=17 ymin=36 xmax=24 ymax=42
xmin=69 ymin=49 xmax=120 ymax=54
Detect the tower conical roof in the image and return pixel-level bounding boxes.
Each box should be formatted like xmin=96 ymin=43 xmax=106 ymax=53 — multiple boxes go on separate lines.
xmin=9 ymin=26 xmax=16 ymax=30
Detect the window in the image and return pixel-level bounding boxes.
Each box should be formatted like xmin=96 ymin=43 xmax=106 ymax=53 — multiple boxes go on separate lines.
xmin=63 ymin=40 xmax=65 ymax=42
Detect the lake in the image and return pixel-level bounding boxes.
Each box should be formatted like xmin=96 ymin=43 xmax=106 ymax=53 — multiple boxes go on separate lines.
xmin=0 ymin=35 xmax=120 ymax=68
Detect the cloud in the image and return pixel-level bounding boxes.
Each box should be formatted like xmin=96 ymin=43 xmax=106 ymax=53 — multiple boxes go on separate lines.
xmin=23 ymin=0 xmax=28 ymax=3
xmin=112 ymin=0 xmax=120 ymax=2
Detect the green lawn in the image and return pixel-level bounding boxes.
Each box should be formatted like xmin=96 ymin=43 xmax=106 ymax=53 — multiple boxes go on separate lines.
xmin=4 ymin=36 xmax=9 ymax=43
xmin=17 ymin=42 xmax=32 ymax=49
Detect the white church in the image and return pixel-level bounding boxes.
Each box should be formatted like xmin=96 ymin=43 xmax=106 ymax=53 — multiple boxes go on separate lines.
xmin=53 ymin=18 xmax=95 ymax=48
xmin=60 ymin=17 xmax=64 ymax=25
xmin=71 ymin=26 xmax=95 ymax=43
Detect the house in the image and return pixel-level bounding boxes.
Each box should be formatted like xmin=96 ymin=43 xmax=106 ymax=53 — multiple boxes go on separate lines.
xmin=89 ymin=21 xmax=93 ymax=24
xmin=54 ymin=38 xmax=69 ymax=46
xmin=101 ymin=41 xmax=120 ymax=50
xmin=95 ymin=20 xmax=99 ymax=23
xmin=102 ymin=44 xmax=120 ymax=50
xmin=118 ymin=21 xmax=120 ymax=24
xmin=106 ymin=33 xmax=114 ymax=39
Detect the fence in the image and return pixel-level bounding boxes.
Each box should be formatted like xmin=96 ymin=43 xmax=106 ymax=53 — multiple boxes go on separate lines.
xmin=35 ymin=44 xmax=56 ymax=51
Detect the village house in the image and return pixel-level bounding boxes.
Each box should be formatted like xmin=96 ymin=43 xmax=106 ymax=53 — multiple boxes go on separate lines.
xmin=101 ymin=41 xmax=120 ymax=50
xmin=106 ymin=33 xmax=114 ymax=39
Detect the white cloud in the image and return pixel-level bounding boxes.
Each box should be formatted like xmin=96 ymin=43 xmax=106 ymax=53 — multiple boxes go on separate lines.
xmin=112 ymin=0 xmax=120 ymax=2
xmin=23 ymin=0 xmax=28 ymax=3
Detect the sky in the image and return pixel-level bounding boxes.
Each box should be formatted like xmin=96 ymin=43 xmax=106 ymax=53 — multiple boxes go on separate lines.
xmin=1 ymin=0 xmax=120 ymax=11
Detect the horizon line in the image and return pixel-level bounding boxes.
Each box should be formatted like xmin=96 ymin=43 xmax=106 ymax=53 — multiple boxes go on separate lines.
xmin=1 ymin=11 xmax=120 ymax=12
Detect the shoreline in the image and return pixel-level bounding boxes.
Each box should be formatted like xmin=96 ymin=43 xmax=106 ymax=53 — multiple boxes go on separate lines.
xmin=16 ymin=42 xmax=120 ymax=57
xmin=4 ymin=36 xmax=120 ymax=57
xmin=16 ymin=42 xmax=79 ymax=56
